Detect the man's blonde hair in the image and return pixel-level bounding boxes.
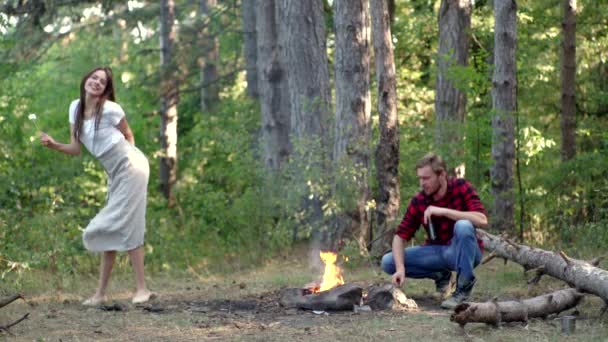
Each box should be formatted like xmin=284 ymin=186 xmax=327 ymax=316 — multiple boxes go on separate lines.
xmin=416 ymin=153 xmax=447 ymax=175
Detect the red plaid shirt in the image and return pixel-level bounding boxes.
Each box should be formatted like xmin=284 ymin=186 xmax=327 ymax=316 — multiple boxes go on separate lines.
xmin=395 ymin=178 xmax=486 ymax=250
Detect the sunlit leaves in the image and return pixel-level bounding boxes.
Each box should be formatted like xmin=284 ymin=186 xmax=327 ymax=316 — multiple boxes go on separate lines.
xmin=519 ymin=126 xmax=557 ymax=165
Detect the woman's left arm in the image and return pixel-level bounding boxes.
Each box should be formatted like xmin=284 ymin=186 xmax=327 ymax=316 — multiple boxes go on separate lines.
xmin=117 ymin=118 xmax=135 ymax=145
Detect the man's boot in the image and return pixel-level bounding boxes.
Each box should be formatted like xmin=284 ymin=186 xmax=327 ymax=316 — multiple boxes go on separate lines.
xmin=440 ymin=278 xmax=476 ymax=310
xmin=434 ymin=270 xmax=452 ymax=295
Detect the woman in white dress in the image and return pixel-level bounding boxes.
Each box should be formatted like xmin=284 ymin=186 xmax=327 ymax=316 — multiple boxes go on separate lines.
xmin=40 ymin=66 xmax=154 ymax=305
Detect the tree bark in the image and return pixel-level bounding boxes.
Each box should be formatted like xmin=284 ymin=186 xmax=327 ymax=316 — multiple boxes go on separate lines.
xmin=256 ymin=0 xmax=291 ymax=171
xmin=560 ymin=0 xmax=577 ymax=161
xmin=278 ymin=0 xmax=332 ymax=242
xmin=478 ymin=229 xmax=608 ymax=303
xmin=370 ymin=0 xmax=400 ymax=256
xmin=490 ymin=0 xmax=517 ymax=233
xmin=279 ymin=0 xmax=331 ymax=142
xmin=435 ymin=0 xmax=472 ymax=178
xmin=160 ymin=0 xmax=179 ymax=206
xmin=241 ymin=0 xmax=258 ymax=98
xmin=450 ymin=288 xmax=583 ymax=326
xmin=334 ymin=0 xmax=372 ymax=253
xmin=199 ymin=0 xmax=220 ymax=112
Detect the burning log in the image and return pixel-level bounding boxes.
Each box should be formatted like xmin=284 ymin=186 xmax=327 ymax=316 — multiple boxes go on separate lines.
xmin=478 ymin=229 xmax=608 ymax=303
xmin=280 ymin=283 xmax=363 ymax=311
xmin=280 ymin=250 xmax=363 ymax=311
xmin=365 ymin=284 xmax=394 ymax=310
xmin=281 ymin=251 xmax=416 ymax=312
xmin=450 ymin=288 xmax=583 ymax=327
xmin=365 ymin=284 xmax=418 ymax=311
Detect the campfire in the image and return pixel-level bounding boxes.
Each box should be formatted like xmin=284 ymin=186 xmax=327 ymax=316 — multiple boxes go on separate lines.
xmin=307 ymin=251 xmax=345 ymax=294
xmin=280 ymin=251 xmax=417 ymax=312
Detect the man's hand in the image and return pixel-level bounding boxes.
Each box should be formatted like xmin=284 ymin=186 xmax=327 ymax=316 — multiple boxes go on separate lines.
xmin=423 ymin=205 xmax=488 ymax=227
xmin=423 ymin=205 xmax=445 ymax=224
xmin=392 ymin=270 xmax=405 ymax=287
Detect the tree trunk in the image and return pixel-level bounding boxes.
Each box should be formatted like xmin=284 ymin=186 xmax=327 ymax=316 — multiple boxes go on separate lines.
xmin=435 ymin=0 xmax=472 ymax=178
xmin=370 ymin=0 xmax=400 ymax=256
xmin=256 ymin=0 xmax=291 ymax=171
xmin=279 ymin=0 xmax=332 ymax=144
xmin=199 ymin=0 xmax=220 ymax=112
xmin=241 ymin=0 xmax=258 ymax=98
xmin=387 ymin=0 xmax=396 ymax=23
xmin=278 ymin=0 xmax=332 ymax=243
xmin=450 ymin=288 xmax=583 ymax=326
xmin=490 ymin=0 xmax=517 ymax=233
xmin=160 ymin=0 xmax=179 ymax=206
xmin=560 ymin=0 xmax=576 ymax=161
xmin=334 ymin=0 xmax=372 ymax=253
xmin=478 ymin=229 xmax=608 ymax=304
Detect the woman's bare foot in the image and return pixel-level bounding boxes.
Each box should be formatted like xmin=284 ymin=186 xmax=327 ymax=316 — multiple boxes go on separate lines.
xmin=132 ymin=290 xmax=157 ymax=304
xmin=82 ymin=294 xmax=106 ymax=306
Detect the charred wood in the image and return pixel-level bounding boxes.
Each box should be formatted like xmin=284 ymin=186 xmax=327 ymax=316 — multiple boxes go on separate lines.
xmin=365 ymin=283 xmax=394 ymax=310
xmin=280 ymin=284 xmax=363 ymax=311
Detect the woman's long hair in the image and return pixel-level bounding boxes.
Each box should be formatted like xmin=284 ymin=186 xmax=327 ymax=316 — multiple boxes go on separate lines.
xmin=73 ymin=67 xmax=116 ymax=141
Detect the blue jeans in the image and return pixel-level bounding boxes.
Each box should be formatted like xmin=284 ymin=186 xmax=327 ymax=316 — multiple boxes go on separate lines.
xmin=381 ymin=220 xmax=482 ymax=288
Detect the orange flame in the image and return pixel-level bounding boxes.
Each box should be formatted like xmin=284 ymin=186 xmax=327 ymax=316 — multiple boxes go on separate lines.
xmin=317 ymin=251 xmax=344 ymax=292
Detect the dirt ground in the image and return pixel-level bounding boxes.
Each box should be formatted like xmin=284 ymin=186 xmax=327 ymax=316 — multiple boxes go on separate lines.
xmin=2 ymin=254 xmax=608 ymax=341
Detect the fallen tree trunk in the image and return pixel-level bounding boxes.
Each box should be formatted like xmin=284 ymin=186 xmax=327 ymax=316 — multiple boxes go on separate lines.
xmin=478 ymin=229 xmax=608 ymax=304
xmin=450 ymin=288 xmax=583 ymax=327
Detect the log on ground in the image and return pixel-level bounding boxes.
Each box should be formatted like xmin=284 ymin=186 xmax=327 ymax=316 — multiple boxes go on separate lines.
xmin=450 ymin=288 xmax=583 ymax=327
xmin=478 ymin=229 xmax=608 ymax=303
xmin=280 ymin=283 xmax=363 ymax=311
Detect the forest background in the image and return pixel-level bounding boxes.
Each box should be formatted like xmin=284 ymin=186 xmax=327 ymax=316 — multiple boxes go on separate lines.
xmin=1 ymin=0 xmax=607 ymax=288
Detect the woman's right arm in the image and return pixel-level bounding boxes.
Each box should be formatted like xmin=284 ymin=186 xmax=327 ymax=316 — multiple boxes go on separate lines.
xmin=40 ymin=125 xmax=81 ymax=156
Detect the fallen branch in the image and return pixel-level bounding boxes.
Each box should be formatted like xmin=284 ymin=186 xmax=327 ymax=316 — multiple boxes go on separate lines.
xmin=478 ymin=229 xmax=608 ymax=303
xmin=450 ymin=288 xmax=583 ymax=327
xmin=524 ymin=265 xmax=545 ymax=274
xmin=481 ymin=252 xmax=497 ymax=265
xmin=559 ymin=251 xmax=573 ymax=266
xmin=0 ymin=294 xmax=23 ymax=309
xmin=0 ymin=294 xmax=28 ymax=333
xmin=0 ymin=313 xmax=29 ymax=332
xmin=527 ymin=272 xmax=544 ymax=286
xmin=589 ymin=256 xmax=605 ymax=267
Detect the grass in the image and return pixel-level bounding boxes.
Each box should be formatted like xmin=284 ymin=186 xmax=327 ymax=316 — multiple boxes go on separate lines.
xmin=1 ymin=244 xmax=608 ymax=341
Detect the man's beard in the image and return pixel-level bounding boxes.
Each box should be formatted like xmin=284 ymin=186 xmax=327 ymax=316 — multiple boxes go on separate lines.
xmin=423 ymin=184 xmax=440 ymax=198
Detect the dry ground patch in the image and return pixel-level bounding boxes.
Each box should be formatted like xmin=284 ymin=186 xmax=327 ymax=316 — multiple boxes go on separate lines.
xmin=2 ymin=251 xmax=608 ymax=341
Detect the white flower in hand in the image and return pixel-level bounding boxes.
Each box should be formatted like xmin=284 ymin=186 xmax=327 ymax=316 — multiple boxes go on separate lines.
xmin=28 ymin=113 xmax=40 ymax=131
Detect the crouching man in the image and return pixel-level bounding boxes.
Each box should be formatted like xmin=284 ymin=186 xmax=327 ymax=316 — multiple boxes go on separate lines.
xmin=381 ymin=153 xmax=488 ymax=309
